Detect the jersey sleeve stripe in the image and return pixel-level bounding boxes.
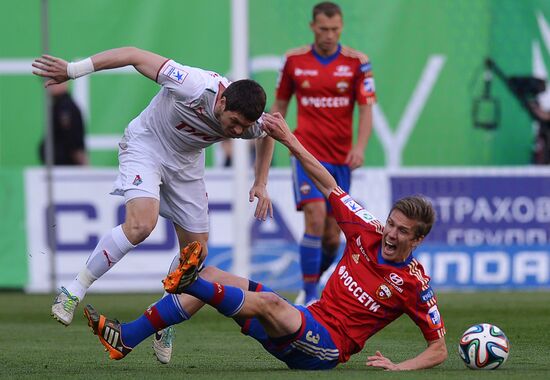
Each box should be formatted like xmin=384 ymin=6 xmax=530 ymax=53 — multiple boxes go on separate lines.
xmin=408 ymin=259 xmax=430 ymax=289
xmin=284 ymin=45 xmax=312 ymax=58
xmin=341 ymin=46 xmax=370 ymax=64
xmin=155 ymin=58 xmax=171 ymax=83
xmin=332 ymin=186 xmax=346 ymax=196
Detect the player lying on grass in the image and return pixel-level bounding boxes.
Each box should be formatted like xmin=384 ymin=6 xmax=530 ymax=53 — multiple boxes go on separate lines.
xmin=84 ymin=113 xmax=448 ymax=370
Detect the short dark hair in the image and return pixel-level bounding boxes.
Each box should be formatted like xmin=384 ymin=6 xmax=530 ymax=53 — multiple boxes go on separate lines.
xmin=390 ymin=195 xmax=436 ymax=239
xmin=222 ymin=79 xmax=266 ymax=121
xmin=312 ymin=2 xmax=342 ymax=21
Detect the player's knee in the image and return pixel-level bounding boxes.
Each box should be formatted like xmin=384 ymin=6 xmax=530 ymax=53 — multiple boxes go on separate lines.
xmin=199 ymin=265 xmax=219 ymax=281
xmin=256 ymin=292 xmax=285 ymax=316
xmin=304 ymin=217 xmax=325 ymax=235
xmin=124 ymin=218 xmax=156 ymax=243
xmin=199 ymin=239 xmax=208 ymax=261
xmin=322 ymin=235 xmax=340 ymax=255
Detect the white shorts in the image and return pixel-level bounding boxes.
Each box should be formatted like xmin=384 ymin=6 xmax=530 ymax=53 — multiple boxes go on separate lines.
xmin=111 ymin=127 xmax=209 ymax=233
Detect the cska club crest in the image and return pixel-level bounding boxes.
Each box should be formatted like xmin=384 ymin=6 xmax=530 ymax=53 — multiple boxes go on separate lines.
xmin=300 ymin=182 xmax=311 ymax=195
xmin=133 ymin=175 xmax=143 ymax=186
xmin=375 ymin=284 xmax=392 ymax=300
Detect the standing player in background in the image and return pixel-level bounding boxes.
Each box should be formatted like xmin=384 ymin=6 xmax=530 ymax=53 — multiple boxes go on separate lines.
xmin=271 ymin=2 xmax=376 ymax=304
xmin=32 ymin=47 xmax=274 ymax=363
xmin=84 ymin=112 xmax=447 ymax=371
xmin=39 ymin=82 xmax=88 ymax=166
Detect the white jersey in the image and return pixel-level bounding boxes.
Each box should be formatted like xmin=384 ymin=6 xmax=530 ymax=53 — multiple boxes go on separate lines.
xmin=126 ymin=59 xmax=266 ymax=155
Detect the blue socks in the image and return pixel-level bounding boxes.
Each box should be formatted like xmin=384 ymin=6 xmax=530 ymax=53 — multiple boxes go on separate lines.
xmin=300 ymin=234 xmax=322 ymax=302
xmin=183 ymin=277 xmax=245 ymax=317
xmin=121 ymin=294 xmax=189 ymax=348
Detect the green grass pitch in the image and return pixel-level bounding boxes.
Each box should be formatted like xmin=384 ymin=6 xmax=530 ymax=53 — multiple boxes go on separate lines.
xmin=0 ymin=291 xmax=549 ymax=379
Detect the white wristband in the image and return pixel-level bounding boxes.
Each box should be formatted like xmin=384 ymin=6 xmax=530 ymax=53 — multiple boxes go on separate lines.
xmin=66 ymin=57 xmax=94 ymax=79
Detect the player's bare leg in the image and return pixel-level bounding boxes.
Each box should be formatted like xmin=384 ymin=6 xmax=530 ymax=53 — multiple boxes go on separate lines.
xmin=52 ymin=197 xmax=158 ymax=326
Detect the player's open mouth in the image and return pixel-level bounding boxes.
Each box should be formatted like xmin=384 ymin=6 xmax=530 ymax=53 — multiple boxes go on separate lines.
xmin=384 ymin=240 xmax=396 ymax=254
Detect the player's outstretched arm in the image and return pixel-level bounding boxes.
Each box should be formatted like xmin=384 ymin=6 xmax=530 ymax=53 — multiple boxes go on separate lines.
xmin=250 ymin=135 xmax=274 ymax=221
xmin=345 ymin=103 xmax=372 ymax=170
xmin=366 ymin=337 xmax=447 ymax=371
xmin=262 ymin=113 xmax=337 ymax=198
xmin=32 ymin=47 xmax=167 ymax=87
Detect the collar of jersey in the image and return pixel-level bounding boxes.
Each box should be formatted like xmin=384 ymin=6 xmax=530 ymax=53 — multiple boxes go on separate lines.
xmin=377 ymin=246 xmax=414 ymax=268
xmin=311 ymin=44 xmax=341 ymax=65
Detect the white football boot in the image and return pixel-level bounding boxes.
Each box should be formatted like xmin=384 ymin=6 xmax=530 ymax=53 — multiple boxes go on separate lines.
xmin=153 ymin=326 xmax=175 ymax=364
xmin=51 ymin=286 xmax=80 ymax=326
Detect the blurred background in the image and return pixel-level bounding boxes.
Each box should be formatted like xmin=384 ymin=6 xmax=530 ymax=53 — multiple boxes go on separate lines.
xmin=1 ymin=0 xmax=550 ymax=294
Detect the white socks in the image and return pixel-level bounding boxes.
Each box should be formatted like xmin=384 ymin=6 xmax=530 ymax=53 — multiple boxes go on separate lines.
xmin=66 ymin=225 xmax=136 ymax=300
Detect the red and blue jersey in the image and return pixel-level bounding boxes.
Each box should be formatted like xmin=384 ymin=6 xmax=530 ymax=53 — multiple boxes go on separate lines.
xmin=307 ymin=188 xmax=446 ymax=363
xmin=275 ymin=45 xmax=376 ymax=165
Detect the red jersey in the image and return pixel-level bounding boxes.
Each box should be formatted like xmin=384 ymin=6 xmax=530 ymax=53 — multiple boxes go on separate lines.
xmin=308 ymin=188 xmax=446 ymax=363
xmin=275 ymin=45 xmax=376 ymax=165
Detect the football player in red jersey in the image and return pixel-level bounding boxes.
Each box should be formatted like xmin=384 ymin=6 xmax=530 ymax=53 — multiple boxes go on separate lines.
xmin=84 ymin=113 xmax=447 ymax=371
xmin=271 ymin=2 xmax=376 ymax=304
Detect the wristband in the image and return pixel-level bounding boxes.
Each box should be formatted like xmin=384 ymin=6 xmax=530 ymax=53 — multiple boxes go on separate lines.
xmin=66 ymin=57 xmax=94 ymax=79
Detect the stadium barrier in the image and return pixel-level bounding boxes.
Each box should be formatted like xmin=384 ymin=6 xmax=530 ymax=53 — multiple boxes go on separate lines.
xmin=23 ymin=167 xmax=550 ymax=293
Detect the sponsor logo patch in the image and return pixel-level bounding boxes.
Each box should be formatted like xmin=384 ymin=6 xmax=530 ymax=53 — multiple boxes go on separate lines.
xmin=334 ymin=65 xmax=353 ymax=77
xmin=420 ymin=286 xmax=434 ymax=303
xmin=355 ymin=236 xmax=370 ymax=261
xmin=389 ymin=273 xmax=404 ymax=286
xmin=341 ymin=195 xmax=363 ymax=212
xmin=426 ymin=305 xmax=442 ymax=329
xmin=355 ymin=209 xmax=375 ymax=222
xmin=362 ymin=77 xmax=375 ymax=93
xmin=300 ymin=96 xmax=350 ymax=108
xmin=162 ymin=65 xmax=188 ymax=84
xmin=295 ymin=68 xmax=318 ymax=77
xmin=360 ymin=62 xmax=372 ymax=73
xmin=338 ymin=267 xmax=380 ymax=312
xmin=384 ymin=276 xmax=404 ymax=293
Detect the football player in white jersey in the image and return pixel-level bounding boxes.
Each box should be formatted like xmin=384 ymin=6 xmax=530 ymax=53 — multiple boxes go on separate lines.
xmin=32 ymin=47 xmax=274 ymax=363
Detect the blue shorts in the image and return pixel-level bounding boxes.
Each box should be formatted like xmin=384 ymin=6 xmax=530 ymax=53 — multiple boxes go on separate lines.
xmin=240 ymin=306 xmax=340 ymax=370
xmin=291 ymin=157 xmax=351 ymax=213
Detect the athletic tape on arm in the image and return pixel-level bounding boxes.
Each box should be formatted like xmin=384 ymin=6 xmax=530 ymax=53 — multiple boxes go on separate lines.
xmin=66 ymin=58 xmax=95 ymax=79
